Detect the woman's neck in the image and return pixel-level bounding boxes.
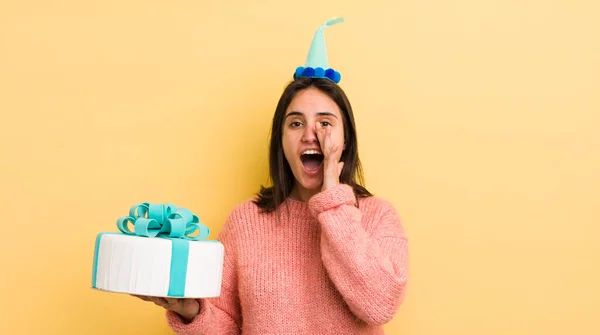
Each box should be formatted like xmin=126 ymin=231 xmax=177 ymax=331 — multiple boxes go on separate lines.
xmin=289 ymin=183 xmax=320 ymax=203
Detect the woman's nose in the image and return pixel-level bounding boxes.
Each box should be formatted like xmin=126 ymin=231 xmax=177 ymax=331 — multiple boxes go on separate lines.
xmin=301 ymin=124 xmax=317 ymax=143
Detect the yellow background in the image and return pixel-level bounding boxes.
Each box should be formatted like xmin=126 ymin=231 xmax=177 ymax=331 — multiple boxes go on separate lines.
xmin=1 ymin=1 xmax=598 ymax=334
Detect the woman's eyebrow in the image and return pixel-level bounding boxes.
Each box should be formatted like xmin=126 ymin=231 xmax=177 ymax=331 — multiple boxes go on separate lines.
xmin=316 ymin=112 xmax=338 ymax=119
xmin=284 ymin=111 xmax=338 ymax=120
xmin=284 ymin=111 xmax=304 ymax=120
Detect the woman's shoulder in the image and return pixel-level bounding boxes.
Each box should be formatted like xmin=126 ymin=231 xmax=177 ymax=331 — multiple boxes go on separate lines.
xmin=357 ymin=193 xmax=401 ymax=218
xmin=357 ymin=193 xmax=406 ymax=237
xmin=215 ymin=197 xmax=263 ymax=239
xmin=358 ymin=193 xmax=395 ymax=207
xmin=226 ymin=196 xmax=264 ymax=222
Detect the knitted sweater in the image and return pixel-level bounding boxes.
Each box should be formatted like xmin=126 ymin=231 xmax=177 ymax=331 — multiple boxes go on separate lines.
xmin=166 ymin=183 xmax=409 ymax=334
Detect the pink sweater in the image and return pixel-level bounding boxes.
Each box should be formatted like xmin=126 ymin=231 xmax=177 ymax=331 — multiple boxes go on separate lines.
xmin=166 ymin=184 xmax=409 ymax=334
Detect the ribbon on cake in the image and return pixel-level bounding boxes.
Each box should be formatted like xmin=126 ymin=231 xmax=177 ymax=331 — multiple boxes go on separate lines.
xmin=116 ymin=202 xmax=210 ymax=241
xmin=109 ymin=202 xmax=211 ymax=297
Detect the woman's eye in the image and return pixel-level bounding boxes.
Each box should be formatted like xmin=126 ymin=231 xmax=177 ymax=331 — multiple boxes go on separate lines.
xmin=290 ymin=121 xmax=302 ymax=128
xmin=320 ymin=121 xmax=332 ymax=127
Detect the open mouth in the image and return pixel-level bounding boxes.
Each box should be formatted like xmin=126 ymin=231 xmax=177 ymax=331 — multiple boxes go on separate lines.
xmin=300 ymin=152 xmax=324 ymax=171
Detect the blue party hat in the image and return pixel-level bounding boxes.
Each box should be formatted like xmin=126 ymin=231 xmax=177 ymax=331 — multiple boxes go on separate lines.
xmin=294 ymin=17 xmax=344 ymax=83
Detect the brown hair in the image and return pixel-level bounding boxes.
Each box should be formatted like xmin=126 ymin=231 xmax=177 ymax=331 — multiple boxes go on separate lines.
xmin=253 ymin=77 xmax=372 ymax=214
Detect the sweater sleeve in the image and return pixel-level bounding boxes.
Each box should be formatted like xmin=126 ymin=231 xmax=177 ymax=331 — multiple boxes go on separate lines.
xmin=165 ymin=215 xmax=242 ymax=335
xmin=308 ymin=183 xmax=409 ymax=325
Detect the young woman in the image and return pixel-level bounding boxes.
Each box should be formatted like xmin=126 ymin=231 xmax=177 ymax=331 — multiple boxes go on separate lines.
xmin=134 ymin=77 xmax=409 ymax=334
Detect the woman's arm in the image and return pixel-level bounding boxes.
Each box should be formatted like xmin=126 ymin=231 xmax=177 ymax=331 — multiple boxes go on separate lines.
xmin=309 ymin=183 xmax=409 ymax=325
xmin=165 ymin=216 xmax=242 ymax=335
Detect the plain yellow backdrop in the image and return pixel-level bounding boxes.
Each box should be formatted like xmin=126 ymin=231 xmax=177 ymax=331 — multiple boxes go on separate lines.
xmin=1 ymin=1 xmax=598 ymax=334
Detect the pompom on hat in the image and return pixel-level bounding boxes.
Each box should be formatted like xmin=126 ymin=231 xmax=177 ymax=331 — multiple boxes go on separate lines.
xmin=293 ymin=17 xmax=344 ymax=84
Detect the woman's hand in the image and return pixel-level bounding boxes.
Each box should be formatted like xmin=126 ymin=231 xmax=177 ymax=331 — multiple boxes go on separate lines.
xmin=316 ymin=122 xmax=344 ymax=192
xmin=132 ymin=294 xmax=200 ymax=323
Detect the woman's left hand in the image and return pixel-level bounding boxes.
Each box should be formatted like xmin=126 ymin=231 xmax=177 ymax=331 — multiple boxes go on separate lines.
xmin=316 ymin=122 xmax=344 ymax=191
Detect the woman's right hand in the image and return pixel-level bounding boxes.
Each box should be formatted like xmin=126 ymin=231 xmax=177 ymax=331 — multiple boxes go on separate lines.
xmin=132 ymin=295 xmax=200 ymax=322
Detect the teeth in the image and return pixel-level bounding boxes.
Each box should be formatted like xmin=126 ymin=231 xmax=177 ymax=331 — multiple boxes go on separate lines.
xmin=302 ymin=150 xmax=321 ymax=155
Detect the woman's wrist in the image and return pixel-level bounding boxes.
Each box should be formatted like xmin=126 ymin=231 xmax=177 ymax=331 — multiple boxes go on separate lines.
xmin=179 ymin=300 xmax=200 ymax=324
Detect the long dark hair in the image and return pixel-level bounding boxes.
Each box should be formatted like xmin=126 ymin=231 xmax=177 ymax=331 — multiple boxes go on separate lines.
xmin=253 ymin=77 xmax=372 ymax=214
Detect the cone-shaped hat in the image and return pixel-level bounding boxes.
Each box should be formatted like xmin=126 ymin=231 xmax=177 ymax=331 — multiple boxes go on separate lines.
xmin=294 ymin=17 xmax=344 ymax=83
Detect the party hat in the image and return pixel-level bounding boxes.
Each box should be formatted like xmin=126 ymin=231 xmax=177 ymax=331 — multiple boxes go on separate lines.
xmin=294 ymin=17 xmax=344 ymax=83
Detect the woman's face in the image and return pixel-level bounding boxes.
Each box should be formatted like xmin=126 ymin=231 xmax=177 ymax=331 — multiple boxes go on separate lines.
xmin=282 ymin=87 xmax=345 ymax=194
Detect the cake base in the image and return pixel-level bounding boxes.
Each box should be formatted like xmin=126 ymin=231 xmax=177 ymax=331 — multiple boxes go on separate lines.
xmin=92 ymin=233 xmax=224 ymax=298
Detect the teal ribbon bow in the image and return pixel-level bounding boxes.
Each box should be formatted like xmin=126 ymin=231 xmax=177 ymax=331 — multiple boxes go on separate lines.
xmin=95 ymin=203 xmax=212 ymax=297
xmin=116 ymin=202 xmax=210 ymax=241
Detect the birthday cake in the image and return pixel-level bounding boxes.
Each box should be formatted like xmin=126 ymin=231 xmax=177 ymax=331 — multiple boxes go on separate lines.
xmin=91 ymin=203 xmax=224 ymax=298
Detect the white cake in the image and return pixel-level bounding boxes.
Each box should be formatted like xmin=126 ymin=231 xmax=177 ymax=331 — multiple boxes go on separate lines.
xmin=91 ymin=203 xmax=225 ymax=298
